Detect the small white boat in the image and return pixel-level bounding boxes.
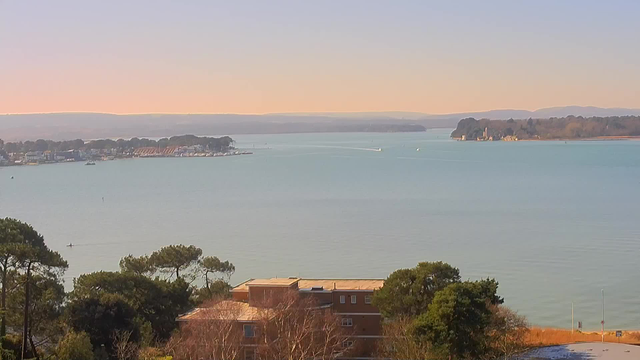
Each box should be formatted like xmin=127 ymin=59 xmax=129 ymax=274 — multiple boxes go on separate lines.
xmin=66 ymin=243 xmax=74 ymax=247
xmin=376 ymin=148 xmax=382 ymax=152
xmin=85 ymin=161 xmax=96 ymax=166
xmin=416 ymin=148 xmax=420 ymax=152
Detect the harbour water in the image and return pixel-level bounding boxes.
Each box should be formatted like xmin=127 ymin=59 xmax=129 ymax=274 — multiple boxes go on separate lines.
xmin=1 ymin=129 xmax=639 ymax=330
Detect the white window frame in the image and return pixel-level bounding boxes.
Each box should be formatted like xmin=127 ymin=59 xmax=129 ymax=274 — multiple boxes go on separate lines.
xmin=340 ymin=295 xmax=346 ymax=304
xmin=343 ymin=340 xmax=354 ymax=348
xmin=351 ymin=295 xmax=357 ymax=304
xmin=243 ymin=324 xmax=256 ymax=338
xmin=364 ymin=294 xmax=372 ymax=304
xmin=341 ymin=318 xmax=353 ymax=327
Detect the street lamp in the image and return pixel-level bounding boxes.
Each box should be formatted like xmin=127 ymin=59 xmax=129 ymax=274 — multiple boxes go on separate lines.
xmin=601 ymin=289 xmax=605 ymax=343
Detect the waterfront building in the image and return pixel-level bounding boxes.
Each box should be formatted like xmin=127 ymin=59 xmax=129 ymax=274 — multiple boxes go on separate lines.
xmin=24 ymin=151 xmax=44 ymax=163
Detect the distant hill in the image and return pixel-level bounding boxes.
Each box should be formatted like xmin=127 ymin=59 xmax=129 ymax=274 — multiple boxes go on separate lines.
xmin=1 ymin=106 xmax=639 ymax=141
xmin=0 ymin=113 xmax=425 ymax=141
xmin=418 ymin=106 xmax=640 ymax=124
xmin=268 ymin=111 xmax=429 ymax=120
xmin=273 ymin=106 xmax=640 ymax=122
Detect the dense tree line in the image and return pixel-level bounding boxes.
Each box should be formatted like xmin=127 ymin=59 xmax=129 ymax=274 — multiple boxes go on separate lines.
xmin=0 ymin=218 xmax=234 ymax=360
xmin=373 ymin=261 xmax=529 ymax=360
xmin=0 ymin=135 xmax=234 ymax=154
xmin=451 ymin=115 xmax=640 ymax=140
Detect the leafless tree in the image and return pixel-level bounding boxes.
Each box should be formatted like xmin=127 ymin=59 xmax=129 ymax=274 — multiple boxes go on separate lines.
xmin=375 ymin=316 xmax=433 ymax=360
xmin=112 ymin=330 xmax=139 ymax=360
xmin=255 ymin=290 xmax=353 ymax=360
xmin=481 ymin=305 xmax=530 ymax=360
xmin=166 ymin=298 xmax=246 ymax=360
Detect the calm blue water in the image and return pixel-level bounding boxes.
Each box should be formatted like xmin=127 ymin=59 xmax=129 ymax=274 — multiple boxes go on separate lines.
xmin=1 ymin=129 xmax=639 ymax=330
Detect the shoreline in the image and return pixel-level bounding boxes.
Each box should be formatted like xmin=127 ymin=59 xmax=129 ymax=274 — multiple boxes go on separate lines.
xmin=522 ymin=136 xmax=640 ymax=142
xmin=0 ymin=150 xmax=253 ymax=168
xmin=453 ymin=135 xmax=640 ymax=142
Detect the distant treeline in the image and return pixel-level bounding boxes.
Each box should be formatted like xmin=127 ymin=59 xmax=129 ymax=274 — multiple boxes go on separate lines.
xmin=0 ymin=134 xmax=234 ymax=153
xmin=451 ymin=115 xmax=640 ymax=140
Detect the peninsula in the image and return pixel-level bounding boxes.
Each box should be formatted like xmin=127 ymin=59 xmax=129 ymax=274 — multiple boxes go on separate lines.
xmin=451 ymin=115 xmax=640 ymax=141
xmin=0 ymin=134 xmax=248 ymax=166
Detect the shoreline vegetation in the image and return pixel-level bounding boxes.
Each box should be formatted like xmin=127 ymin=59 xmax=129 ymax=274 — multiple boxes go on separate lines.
xmin=451 ymin=115 xmax=640 ymax=141
xmin=526 ymin=327 xmax=640 ymax=347
xmin=0 ymin=134 xmax=251 ymax=167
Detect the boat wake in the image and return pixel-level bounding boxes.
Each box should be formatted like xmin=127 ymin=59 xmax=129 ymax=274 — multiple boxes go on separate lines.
xmin=282 ymin=145 xmax=383 ymax=152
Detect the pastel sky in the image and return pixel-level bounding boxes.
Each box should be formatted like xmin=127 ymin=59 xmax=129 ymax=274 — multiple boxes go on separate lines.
xmin=1 ymin=1 xmax=639 ymax=114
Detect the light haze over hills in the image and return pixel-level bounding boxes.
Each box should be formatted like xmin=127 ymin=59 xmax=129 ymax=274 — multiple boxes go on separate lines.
xmin=2 ymin=106 xmax=640 ymax=141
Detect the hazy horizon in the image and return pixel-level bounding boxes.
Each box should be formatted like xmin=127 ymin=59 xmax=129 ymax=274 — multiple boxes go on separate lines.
xmin=5 ymin=105 xmax=640 ymax=117
xmin=2 ymin=1 xmax=640 ymax=114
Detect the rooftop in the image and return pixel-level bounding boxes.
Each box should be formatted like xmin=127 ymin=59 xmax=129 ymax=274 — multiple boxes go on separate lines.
xmin=298 ymin=279 xmax=384 ymax=291
xmin=177 ymin=301 xmax=263 ymax=322
xmin=232 ymin=278 xmax=384 ymax=292
xmin=232 ymin=277 xmax=300 ymax=291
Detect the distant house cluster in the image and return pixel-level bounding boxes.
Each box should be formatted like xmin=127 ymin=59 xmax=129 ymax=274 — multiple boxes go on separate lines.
xmin=133 ymin=146 xmax=184 ymax=157
xmin=133 ymin=145 xmax=251 ymax=157
xmin=132 ymin=145 xmax=250 ymax=157
xmin=0 ymin=135 xmax=248 ymax=167
xmin=6 ymin=148 xmax=119 ymax=165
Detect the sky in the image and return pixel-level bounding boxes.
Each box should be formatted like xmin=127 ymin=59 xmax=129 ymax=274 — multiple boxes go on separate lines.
xmin=1 ymin=0 xmax=639 ymax=115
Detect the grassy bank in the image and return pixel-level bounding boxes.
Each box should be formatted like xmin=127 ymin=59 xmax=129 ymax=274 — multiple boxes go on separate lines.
xmin=526 ymin=327 xmax=640 ymax=346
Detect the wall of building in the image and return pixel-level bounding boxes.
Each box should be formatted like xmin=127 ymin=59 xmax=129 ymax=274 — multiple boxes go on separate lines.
xmin=233 ymin=290 xmax=249 ymax=302
xmin=340 ymin=314 xmax=382 ymax=337
xmin=247 ymin=285 xmax=298 ymax=305
xmin=301 ymin=291 xmax=333 ymax=305
xmin=332 ymin=291 xmax=378 ymax=313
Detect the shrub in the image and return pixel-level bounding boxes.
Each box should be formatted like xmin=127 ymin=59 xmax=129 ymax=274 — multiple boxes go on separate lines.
xmin=57 ymin=331 xmax=94 ymax=360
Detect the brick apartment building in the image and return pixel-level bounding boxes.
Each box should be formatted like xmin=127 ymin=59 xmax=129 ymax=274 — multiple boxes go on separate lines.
xmin=178 ymin=277 xmax=384 ymax=359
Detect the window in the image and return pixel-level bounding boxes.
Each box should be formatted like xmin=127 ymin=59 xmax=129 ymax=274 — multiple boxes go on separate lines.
xmin=364 ymin=295 xmax=372 ymax=304
xmin=244 ymin=348 xmax=255 ymax=360
xmin=342 ymin=340 xmax=354 ymax=348
xmin=351 ymin=295 xmax=357 ymax=304
xmin=243 ymin=324 xmax=256 ymax=338
xmin=341 ymin=318 xmax=353 ymax=327
xmin=340 ymin=295 xmax=346 ymax=304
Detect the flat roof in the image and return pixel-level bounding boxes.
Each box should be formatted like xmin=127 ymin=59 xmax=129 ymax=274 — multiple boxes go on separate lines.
xmin=232 ymin=278 xmax=300 ymax=292
xmin=298 ymin=279 xmax=384 ymax=291
xmin=177 ymin=301 xmax=262 ymax=322
xmin=232 ymin=278 xmax=384 ymax=292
